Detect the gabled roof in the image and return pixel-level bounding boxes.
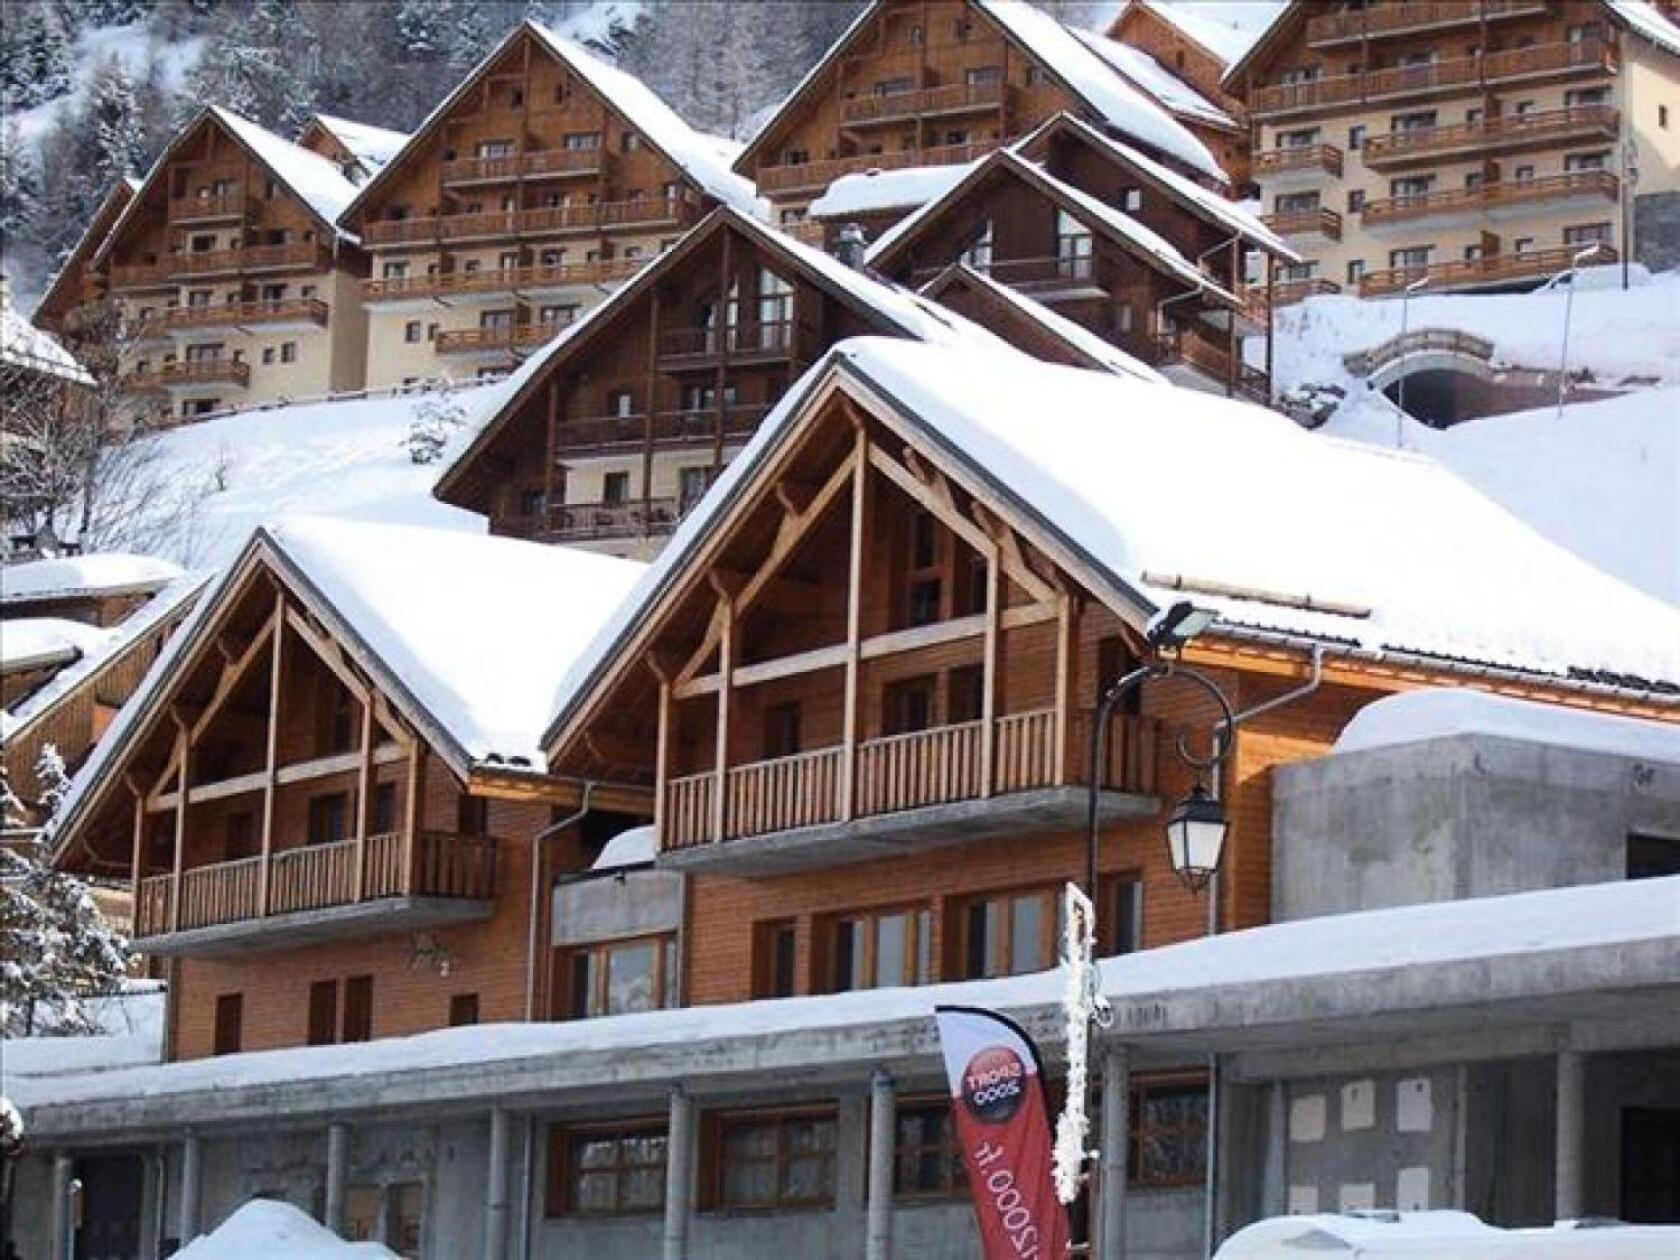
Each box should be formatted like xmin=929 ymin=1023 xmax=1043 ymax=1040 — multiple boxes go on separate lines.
xmin=31 ymin=178 xmax=136 ymax=332
xmin=92 ymin=107 xmax=362 ymax=267
xmin=49 ymin=518 xmax=645 ymax=856
xmin=736 ymin=0 xmax=1225 ymax=184
xmin=1015 ymin=113 xmax=1297 ymax=258
xmin=1129 ymin=1 xmax=1281 ymax=68
xmin=300 ymin=113 xmax=410 ymax=181
xmin=433 ymin=204 xmax=1012 ymax=509
xmin=1069 ymin=25 xmax=1237 ymax=128
xmin=541 ymin=338 xmax=1679 ymax=755
xmin=866 ymin=147 xmax=1240 ymax=304
xmin=809 ymin=162 xmax=980 ymax=220
xmin=3 ymin=297 xmax=91 ymax=384
xmin=339 ymin=21 xmax=759 ymax=233
xmin=2 ymin=553 xmax=182 ymax=606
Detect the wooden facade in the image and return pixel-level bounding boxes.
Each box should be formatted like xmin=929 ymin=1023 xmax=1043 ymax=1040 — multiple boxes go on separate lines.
xmin=30 ymin=178 xmax=136 ymax=348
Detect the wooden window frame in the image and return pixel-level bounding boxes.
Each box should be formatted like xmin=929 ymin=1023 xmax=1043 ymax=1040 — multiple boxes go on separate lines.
xmin=342 ymin=974 xmax=374 ymax=1043
xmin=821 ymin=903 xmax=935 ymax=993
xmin=307 ymin=978 xmax=339 ymax=1046
xmin=1129 ymin=1074 xmax=1209 ymax=1189
xmin=556 ymin=931 xmax=678 ymax=1020
xmin=547 ymin=1119 xmax=669 ymax=1218
xmin=213 ymin=992 xmax=243 ymax=1056
xmin=706 ymin=1106 xmax=840 ymax=1212
xmin=889 ymin=1096 xmax=967 ymax=1200
xmin=307 ymin=791 xmax=351 ymax=846
xmin=448 ymin=992 xmax=481 ymax=1026
xmin=958 ymin=884 xmax=1063 ymax=980
xmin=753 ymin=918 xmax=799 ymax=999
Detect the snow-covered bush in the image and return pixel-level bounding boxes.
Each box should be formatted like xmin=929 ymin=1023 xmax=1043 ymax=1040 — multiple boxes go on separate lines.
xmin=402 ymin=395 xmax=467 ymax=465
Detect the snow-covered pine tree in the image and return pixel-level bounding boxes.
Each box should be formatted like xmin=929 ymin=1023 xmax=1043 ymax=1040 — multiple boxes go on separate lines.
xmin=0 ymin=119 xmax=41 ymax=245
xmin=35 ymin=744 xmax=71 ymax=825
xmin=4 ymin=1 xmax=75 ymax=109
xmin=395 ymin=0 xmax=445 ymax=62
xmin=80 ymin=55 xmax=148 ymax=190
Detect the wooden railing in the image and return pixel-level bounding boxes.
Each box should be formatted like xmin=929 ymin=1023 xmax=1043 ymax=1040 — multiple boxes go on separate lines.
xmin=1254 ymin=144 xmax=1343 ymax=180
xmin=728 ymin=746 xmax=845 ymax=838
xmin=543 ymin=496 xmax=680 ymax=542
xmin=365 ymin=198 xmax=689 ymax=245
xmin=858 ymin=721 xmax=985 ymax=816
xmin=1155 ymin=323 xmax=1235 ymax=380
xmin=110 ymin=261 xmax=174 ymax=289
xmin=362 ymin=257 xmax=641 ymax=301
xmin=434 ymin=322 xmax=567 ymax=354
xmin=1362 ymin=104 xmax=1619 ymax=165
xmin=132 ymin=831 xmax=493 ymax=939
xmin=842 ymin=80 xmax=1009 ymax=125
xmin=122 ymin=359 xmax=251 ymax=393
xmin=665 ymin=772 xmax=715 ymax=852
xmin=1362 ymin=170 xmax=1618 ymax=226
xmin=1272 ymin=277 xmax=1342 ymax=306
xmin=1306 ymin=0 xmax=1545 ymax=45
xmin=161 ymin=298 xmax=330 ymax=332
xmin=556 ymin=404 xmax=770 ymax=454
xmin=1359 ymin=243 xmax=1617 ymax=296
xmin=659 ymin=320 xmax=794 ymax=364
xmin=169 ymin=190 xmax=245 ymax=221
xmin=440 ymin=147 xmax=603 ymax=183
xmin=994 ymin=710 xmax=1056 ymax=795
xmin=1262 ymin=207 xmax=1342 ymax=239
xmin=1252 ymin=40 xmax=1614 ymax=115
xmin=758 ymin=139 xmax=1003 ymax=196
xmin=172 ymin=242 xmax=329 ymax=276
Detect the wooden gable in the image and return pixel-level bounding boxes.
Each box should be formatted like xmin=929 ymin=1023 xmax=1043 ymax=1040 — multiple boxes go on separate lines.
xmin=1107 ymin=1 xmax=1242 ymax=110
xmin=32 ymin=180 xmax=135 ymax=337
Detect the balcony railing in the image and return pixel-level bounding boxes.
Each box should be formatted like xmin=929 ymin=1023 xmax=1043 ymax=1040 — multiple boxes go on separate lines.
xmin=364 ymin=197 xmax=691 ymax=246
xmin=157 ymin=298 xmax=330 ymax=333
xmin=1263 ymin=206 xmax=1343 ymax=239
xmin=1306 ymin=0 xmax=1547 ymax=46
xmin=658 ymin=320 xmax=794 ymax=366
xmin=841 ymin=80 xmax=1010 ymax=126
xmin=1362 ymin=170 xmax=1618 ymax=226
xmin=1155 ymin=325 xmax=1271 ymax=403
xmin=173 ymin=242 xmax=331 ymax=277
xmin=169 ymin=190 xmax=246 ymax=222
xmin=1254 ymin=144 xmax=1344 ymax=180
xmin=439 ymin=147 xmax=603 ymax=184
xmin=1362 ymin=105 xmax=1620 ymax=166
xmin=133 ymin=831 xmax=495 ymax=940
xmin=361 ymin=257 xmax=642 ymax=301
xmin=1359 ymin=243 xmax=1618 ymax=297
xmin=664 ymin=710 xmax=1160 ymax=852
xmin=435 ymin=322 xmax=568 ymax=355
xmin=122 ymin=359 xmax=252 ymax=393
xmin=556 ymin=404 xmax=770 ymax=455
xmin=1271 ymin=277 xmax=1342 ymax=306
xmin=542 ymin=496 xmax=681 ymax=542
xmin=1252 ymin=39 xmax=1614 ymax=115
xmin=758 ymin=139 xmax=1003 ymax=196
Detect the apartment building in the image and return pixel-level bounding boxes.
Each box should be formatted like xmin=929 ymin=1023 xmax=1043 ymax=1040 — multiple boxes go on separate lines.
xmin=1227 ymin=0 xmax=1680 ymax=301
xmin=734 ymin=0 xmax=1234 ymax=232
xmin=337 ymin=21 xmax=758 ymax=391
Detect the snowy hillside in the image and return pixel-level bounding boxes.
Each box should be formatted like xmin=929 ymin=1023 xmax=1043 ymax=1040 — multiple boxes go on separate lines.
xmin=7 ymin=21 xmax=202 ymax=148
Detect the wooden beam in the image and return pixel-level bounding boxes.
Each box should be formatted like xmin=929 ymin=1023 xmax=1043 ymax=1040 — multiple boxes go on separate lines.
xmin=189 ymin=612 xmax=278 ymax=742
xmin=284 ymin=607 xmax=372 ymax=705
xmin=582 ymin=729 xmax=651 ymax=770
xmin=774 ymin=479 xmax=817 ymax=516
xmin=402 ymin=740 xmax=425 ymax=896
xmin=653 ymin=680 xmax=671 ymax=850
xmin=981 ymin=542 xmax=1000 ymax=797
xmin=1053 ymin=593 xmax=1076 ymax=785
xmin=354 ymin=693 xmax=373 ymax=901
xmin=841 ymin=428 xmax=869 ymax=821
xmin=712 ymin=595 xmax=734 ymax=841
xmin=673 ymin=598 xmax=728 ymax=694
xmin=169 ymin=722 xmax=188 ymax=933
xmin=149 ymin=746 xmax=405 ymax=811
xmin=258 ymin=594 xmax=283 ymax=918
xmin=731 ymin=453 xmax=855 ymax=624
xmin=675 ymin=641 xmax=849 ymax=699
xmin=129 ymin=789 xmax=145 ymax=904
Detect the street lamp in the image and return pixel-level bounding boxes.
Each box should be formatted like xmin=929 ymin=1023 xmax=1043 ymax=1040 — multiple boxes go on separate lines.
xmin=1555 ymin=242 xmax=1604 ymax=422
xmin=1394 ymin=273 xmax=1430 ymax=442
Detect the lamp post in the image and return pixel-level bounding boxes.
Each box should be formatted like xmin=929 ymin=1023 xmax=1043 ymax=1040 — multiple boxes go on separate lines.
xmin=1555 ymin=242 xmax=1604 ymax=422
xmin=1394 ymin=274 xmax=1430 ymax=443
xmin=1622 ymin=138 xmax=1639 ymax=292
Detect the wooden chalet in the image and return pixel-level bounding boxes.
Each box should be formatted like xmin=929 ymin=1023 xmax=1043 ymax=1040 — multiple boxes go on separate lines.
xmin=0 ymin=552 xmax=184 ymax=627
xmin=337 ymin=21 xmax=758 ymax=390
xmin=431 ymin=205 xmax=1002 ymax=553
xmin=29 ymin=177 xmax=138 ymax=350
xmin=49 ymin=519 xmax=646 ymax=1061
xmin=734 ymin=0 xmax=1229 ymax=223
xmin=90 ymin=106 xmax=369 ymax=424
xmin=539 ymin=336 xmax=1679 ymax=1010
xmin=867 ymin=113 xmax=1297 ymax=400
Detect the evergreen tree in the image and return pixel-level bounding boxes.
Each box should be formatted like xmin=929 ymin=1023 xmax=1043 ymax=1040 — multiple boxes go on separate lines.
xmin=81 ymin=55 xmax=147 ymax=188
xmin=0 ymin=120 xmax=41 ymax=245
xmin=4 ymin=2 xmax=75 ymax=109
xmin=395 ymin=0 xmax=445 ymax=61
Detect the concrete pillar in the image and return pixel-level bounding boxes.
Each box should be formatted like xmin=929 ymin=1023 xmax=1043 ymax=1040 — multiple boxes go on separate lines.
xmin=1260 ymin=1081 xmax=1287 ymax=1219
xmin=50 ymin=1152 xmax=75 ymax=1260
xmin=485 ymin=1106 xmax=513 ymax=1260
xmin=1555 ymin=1049 xmax=1585 ymax=1220
xmin=178 ymin=1131 xmax=203 ymax=1244
xmin=1099 ymin=1043 xmax=1130 ymax=1260
xmin=866 ymin=1070 xmax=896 ymax=1260
xmin=324 ymin=1121 xmax=350 ymax=1234
xmin=139 ymin=1147 xmax=166 ymax=1260
xmin=663 ymin=1086 xmax=695 ymax=1260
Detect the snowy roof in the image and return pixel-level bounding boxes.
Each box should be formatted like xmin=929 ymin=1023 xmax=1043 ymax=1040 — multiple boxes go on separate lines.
xmin=1608 ymin=0 xmax=1680 ymax=57
xmin=921 ymin=264 xmax=1167 ymax=384
xmin=307 ymin=113 xmax=410 ymax=178
xmin=1333 ymin=687 xmax=1680 ymax=764
xmin=176 ymin=1201 xmax=397 ymax=1260
xmin=1019 ymin=113 xmax=1295 ymax=257
xmin=809 ymin=162 xmax=979 ymax=219
xmin=0 ymin=617 xmax=115 ymax=675
xmin=1070 ymin=26 xmax=1236 ymax=127
xmin=2 ymin=298 xmax=91 ymax=384
xmin=1135 ymin=0 xmax=1283 ymax=67
xmin=591 ymin=824 xmax=657 ymax=872
xmin=1 ymin=553 xmax=183 ymax=605
xmin=974 ymin=0 xmax=1225 ymax=182
xmin=209 ymin=107 xmax=364 ymax=229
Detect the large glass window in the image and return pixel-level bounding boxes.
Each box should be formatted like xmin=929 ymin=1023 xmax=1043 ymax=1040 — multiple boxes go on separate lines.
xmin=1131 ymin=1080 xmax=1208 ymax=1187
xmin=714 ymin=1112 xmax=838 ymax=1210
xmin=548 ymin=1123 xmax=667 ymax=1216
xmin=962 ymin=886 xmax=1064 ymax=979
xmin=826 ymin=906 xmax=934 ymax=992
xmin=558 ymin=934 xmax=678 ymax=1019
xmin=894 ymin=1102 xmax=965 ymax=1198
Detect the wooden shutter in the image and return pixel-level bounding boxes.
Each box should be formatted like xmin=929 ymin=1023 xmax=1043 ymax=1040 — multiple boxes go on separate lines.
xmin=307 ymin=979 xmax=339 ymax=1045
xmin=342 ymin=975 xmax=373 ymax=1042
xmin=213 ymin=993 xmax=243 ymax=1056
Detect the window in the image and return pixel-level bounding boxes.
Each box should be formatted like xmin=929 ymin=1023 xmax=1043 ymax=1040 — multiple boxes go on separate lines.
xmin=1566 ymin=86 xmax=1611 ymax=108
xmin=317 ymin=678 xmax=355 ymax=753
xmin=1347 ymin=259 xmax=1366 ymax=284
xmin=1389 ymin=175 xmax=1434 ymax=199
xmin=449 ymin=993 xmax=480 ymax=1026
xmin=875 ymin=76 xmax=914 ymax=96
xmin=825 ymin=905 xmax=934 ymax=992
xmin=1131 ymin=1080 xmax=1208 ymax=1187
xmin=342 ymin=975 xmax=373 ymax=1042
xmin=1514 ymin=237 xmax=1535 ymax=254
xmin=763 ymin=701 xmax=802 ymax=759
xmin=1347 ymin=124 xmax=1366 ymax=150
xmin=1662 ymin=104 xmax=1671 ymax=130
xmin=678 ymin=466 xmax=709 ymax=512
xmin=908 ymin=579 xmax=941 ymax=627
xmin=404 ymin=320 xmax=422 ymax=344
xmin=519 ymin=488 xmax=546 ymax=520
xmin=225 ymin=811 xmax=255 ymax=861
xmin=261 ymin=347 xmax=276 ymax=365
xmin=427 ymin=324 xmax=440 ymax=341
xmin=1565 ymin=151 xmax=1610 ymax=172
xmin=1347 ymin=188 xmax=1365 ymax=213
xmin=887 ymin=675 xmax=936 ymax=735
xmin=560 ymin=935 xmax=678 ymax=1019
xmin=602 ymin=471 xmax=630 ymax=506
xmin=1564 ymin=222 xmax=1612 ymax=246
xmin=1108 ymin=876 xmax=1142 ymax=956
xmin=1389 ymin=246 xmax=1434 ymax=271
xmin=1513 ymin=100 xmax=1535 ymax=117
xmin=963 ymin=221 xmax=993 ymax=270
xmin=1629 ymin=833 xmax=1680 ymax=879
xmin=713 ymin=1111 xmax=838 ymax=1209
xmin=308 ymin=793 xmax=350 ymax=845
xmin=894 ymin=1102 xmax=964 ymax=1197
xmin=456 ymin=794 xmax=488 ymax=837
xmin=1462 ymin=244 xmax=1483 ymax=262
xmin=213 ymin=993 xmax=243 ymax=1055
xmin=549 ymin=1123 xmax=667 ymax=1216
xmin=1466 ymin=107 xmax=1483 ymax=126
xmin=755 ymin=920 xmax=798 ymax=998
xmin=1056 ymin=210 xmax=1093 ymax=279
xmin=307 ymin=979 xmax=338 ymax=1046
xmin=373 ymin=782 xmax=398 ymax=834
xmin=280 ymin=341 xmax=297 ymax=364
xmin=1278 ymin=128 xmax=1318 ymax=149
xmin=564 ymin=131 xmax=602 ymax=150
xmin=1121 ymin=185 xmax=1143 ymax=213
xmin=538 ymin=304 xmax=577 ymax=327
xmin=1025 ymin=64 xmax=1043 ymax=86
xmin=1391 ymin=110 xmax=1436 ymax=133
xmin=909 ymin=22 xmax=923 ymax=45
xmin=962 ymin=886 xmax=1063 ymax=979
xmin=947 ymin=663 xmax=984 ymax=723
xmin=965 ymin=65 xmax=1002 ymax=87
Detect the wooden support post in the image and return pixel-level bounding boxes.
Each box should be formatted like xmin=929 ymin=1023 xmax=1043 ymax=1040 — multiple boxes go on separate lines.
xmin=1052 ymin=593 xmax=1075 ymax=785
xmin=169 ymin=723 xmax=188 ymax=933
xmin=402 ymin=739 xmax=425 ymax=896
xmin=653 ymin=679 xmax=672 ymax=848
xmin=841 ymin=428 xmax=869 ymax=821
xmin=542 ymin=381 xmax=560 ymax=535
xmin=130 ymin=788 xmax=146 ymax=921
xmin=980 ymin=542 xmax=1000 ymax=796
xmin=257 ymin=594 xmax=284 ymax=918
xmin=644 ymin=289 xmax=660 ymax=525
xmin=711 ymin=598 xmax=733 ymax=842
xmin=353 ymin=693 xmax=373 ymax=901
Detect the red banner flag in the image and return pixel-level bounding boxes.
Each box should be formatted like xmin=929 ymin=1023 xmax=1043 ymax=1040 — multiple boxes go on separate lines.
xmin=935 ymin=1005 xmax=1072 ymax=1260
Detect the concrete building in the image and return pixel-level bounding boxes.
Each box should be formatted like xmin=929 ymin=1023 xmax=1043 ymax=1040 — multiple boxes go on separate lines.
xmin=1225 ymin=1 xmax=1680 ymax=302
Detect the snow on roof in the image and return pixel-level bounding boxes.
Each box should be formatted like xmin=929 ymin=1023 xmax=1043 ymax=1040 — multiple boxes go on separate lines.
xmin=525 ymin=23 xmax=761 ymax=214
xmin=208 ymin=107 xmax=363 ymax=234
xmin=2 ymin=987 xmax=165 ymax=1081
xmin=15 ymin=874 xmax=1678 ymax=1115
xmin=1022 ymin=113 xmax=1295 ymax=258
xmin=923 ymin=264 xmax=1167 ymax=384
xmin=591 ymin=824 xmax=657 ymax=871
xmin=1609 ymin=0 xmax=1680 ymax=58
xmin=2 ymin=553 xmax=183 ymax=604
xmin=176 ymin=1201 xmax=397 ymax=1260
xmin=975 ymin=0 xmax=1225 ymax=182
xmin=308 ymin=113 xmax=410 ymax=178
xmin=2 ymin=298 xmax=91 ymax=384
xmin=1137 ymin=0 xmax=1284 ymax=67
xmin=809 ymin=162 xmax=979 ymax=219
xmin=1070 ymin=26 xmax=1235 ymax=127
xmin=1333 ymin=687 xmax=1680 ymax=764
xmin=0 ymin=617 xmax=115 ymax=674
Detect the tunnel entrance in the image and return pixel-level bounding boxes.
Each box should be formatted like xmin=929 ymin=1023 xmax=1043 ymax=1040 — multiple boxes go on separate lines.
xmin=1383 ymin=367 xmax=1568 ymax=428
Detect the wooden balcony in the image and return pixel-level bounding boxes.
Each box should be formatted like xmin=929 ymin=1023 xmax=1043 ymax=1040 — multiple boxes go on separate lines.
xmin=555 ymin=404 xmax=771 ymax=456
xmin=1253 ymin=144 xmax=1343 ymax=181
xmin=169 ymin=190 xmax=246 ymax=222
xmin=1263 ymin=206 xmax=1342 ymax=240
xmin=361 ymin=257 xmax=642 ymax=302
xmin=160 ymin=298 xmax=330 ymax=333
xmin=169 ymin=242 xmax=332 ymax=278
xmin=841 ymin=80 xmax=1011 ymax=127
xmin=364 ymin=198 xmax=690 ymax=246
xmin=758 ymin=140 xmax=1002 ymax=197
xmin=121 ymin=359 xmax=251 ymax=393
xmin=658 ymin=320 xmax=794 ymax=369
xmin=439 ymin=147 xmax=603 ymax=185
xmin=661 ymin=709 xmax=1161 ymax=873
xmin=1306 ymin=0 xmax=1547 ymax=47
xmin=1252 ymin=40 xmax=1615 ymax=116
xmin=1362 ymin=170 xmax=1618 ymax=227
xmin=435 ymin=322 xmax=568 ymax=355
xmin=1359 ymin=243 xmax=1617 ymax=296
xmin=541 ymin=496 xmax=681 ymax=543
xmin=1362 ymin=105 xmax=1621 ymax=167
xmin=1272 ymin=277 xmax=1342 ymax=306
xmin=110 ymin=261 xmax=175 ymax=290
xmin=132 ymin=830 xmax=496 ymax=955
xmin=1155 ymin=325 xmax=1270 ymax=403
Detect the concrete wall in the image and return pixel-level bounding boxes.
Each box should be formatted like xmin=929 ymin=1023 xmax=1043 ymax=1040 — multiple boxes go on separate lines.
xmin=551 ymin=867 xmax=681 ymax=946
xmin=1272 ymin=733 xmax=1680 ymax=921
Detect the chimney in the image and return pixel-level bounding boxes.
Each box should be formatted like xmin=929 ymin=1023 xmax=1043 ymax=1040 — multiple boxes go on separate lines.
xmin=835 ymin=222 xmax=868 ymax=269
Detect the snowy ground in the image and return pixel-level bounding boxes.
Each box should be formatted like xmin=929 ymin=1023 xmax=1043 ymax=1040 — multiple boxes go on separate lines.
xmin=175 ymin=1201 xmax=396 ymax=1260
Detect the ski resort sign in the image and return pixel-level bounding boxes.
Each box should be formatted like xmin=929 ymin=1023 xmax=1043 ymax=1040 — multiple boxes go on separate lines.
xmin=934 ymin=1005 xmax=1071 ymax=1259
